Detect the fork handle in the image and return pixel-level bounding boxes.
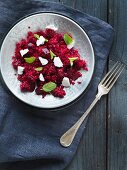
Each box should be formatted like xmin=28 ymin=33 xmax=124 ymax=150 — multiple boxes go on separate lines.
xmin=60 ymin=93 xmax=102 ymax=147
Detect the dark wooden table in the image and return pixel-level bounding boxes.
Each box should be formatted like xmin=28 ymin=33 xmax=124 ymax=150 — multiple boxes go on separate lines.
xmin=48 ymin=0 xmax=127 ymax=170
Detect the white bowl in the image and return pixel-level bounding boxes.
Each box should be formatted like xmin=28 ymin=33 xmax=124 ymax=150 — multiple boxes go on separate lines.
xmin=0 ymin=12 xmax=95 ymax=109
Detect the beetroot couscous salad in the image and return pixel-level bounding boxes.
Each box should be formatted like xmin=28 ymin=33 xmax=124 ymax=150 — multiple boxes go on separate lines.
xmin=12 ymin=26 xmax=88 ymax=98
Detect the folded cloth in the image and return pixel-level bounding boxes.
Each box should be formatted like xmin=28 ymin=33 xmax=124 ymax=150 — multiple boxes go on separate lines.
xmin=0 ymin=1 xmax=114 ymax=170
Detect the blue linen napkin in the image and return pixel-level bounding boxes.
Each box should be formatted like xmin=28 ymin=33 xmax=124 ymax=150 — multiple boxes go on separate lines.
xmin=0 ymin=1 xmax=114 ymax=170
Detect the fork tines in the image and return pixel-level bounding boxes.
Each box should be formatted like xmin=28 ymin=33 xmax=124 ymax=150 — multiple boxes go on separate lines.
xmin=100 ymin=61 xmax=125 ymax=89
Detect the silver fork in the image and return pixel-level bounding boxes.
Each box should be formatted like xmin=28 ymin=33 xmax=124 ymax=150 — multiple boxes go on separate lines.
xmin=60 ymin=62 xmax=125 ymax=147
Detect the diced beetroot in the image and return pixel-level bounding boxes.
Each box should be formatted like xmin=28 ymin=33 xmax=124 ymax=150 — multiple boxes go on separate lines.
xmin=45 ymin=28 xmax=56 ymax=38
xmin=74 ymin=59 xmax=87 ymax=70
xmin=12 ymin=28 xmax=88 ymax=99
xmin=52 ymin=86 xmax=66 ymax=98
xmin=20 ymin=39 xmax=27 ymax=49
xmin=20 ymin=81 xmax=35 ymax=92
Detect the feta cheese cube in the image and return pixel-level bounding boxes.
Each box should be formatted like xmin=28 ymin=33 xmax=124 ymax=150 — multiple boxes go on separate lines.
xmin=39 ymin=73 xmax=45 ymax=81
xmin=20 ymin=49 xmax=29 ymax=57
xmin=46 ymin=25 xmax=58 ymax=31
xmin=17 ymin=66 xmax=24 ymax=75
xmin=53 ymin=57 xmax=63 ymax=68
xmin=36 ymin=36 xmax=45 ymax=46
xmin=62 ymin=77 xmax=70 ymax=87
xmin=39 ymin=57 xmax=48 ymax=65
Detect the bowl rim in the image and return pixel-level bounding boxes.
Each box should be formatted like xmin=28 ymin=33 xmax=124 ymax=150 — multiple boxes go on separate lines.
xmin=0 ymin=11 xmax=95 ymax=110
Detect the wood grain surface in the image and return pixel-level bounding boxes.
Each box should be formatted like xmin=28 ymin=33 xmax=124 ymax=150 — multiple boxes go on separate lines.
xmin=107 ymin=0 xmax=127 ymax=170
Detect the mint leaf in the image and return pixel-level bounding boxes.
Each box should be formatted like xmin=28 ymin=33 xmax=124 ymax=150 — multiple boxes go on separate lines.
xmin=24 ymin=57 xmax=36 ymax=64
xmin=42 ymin=82 xmax=57 ymax=92
xmin=35 ymin=67 xmax=43 ymax=71
xmin=64 ymin=34 xmax=73 ymax=45
xmin=69 ymin=57 xmax=78 ymax=66
xmin=50 ymin=50 xmax=56 ymax=59
xmin=34 ymin=34 xmax=40 ymax=40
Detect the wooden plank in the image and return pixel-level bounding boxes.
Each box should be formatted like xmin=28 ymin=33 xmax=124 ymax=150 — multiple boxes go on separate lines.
xmin=62 ymin=0 xmax=108 ymax=169
xmin=46 ymin=0 xmax=59 ymax=1
xmin=59 ymin=0 xmax=75 ymax=8
xmin=108 ymin=0 xmax=127 ymax=170
xmin=60 ymin=0 xmax=107 ymax=20
xmin=34 ymin=0 xmax=59 ymax=1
